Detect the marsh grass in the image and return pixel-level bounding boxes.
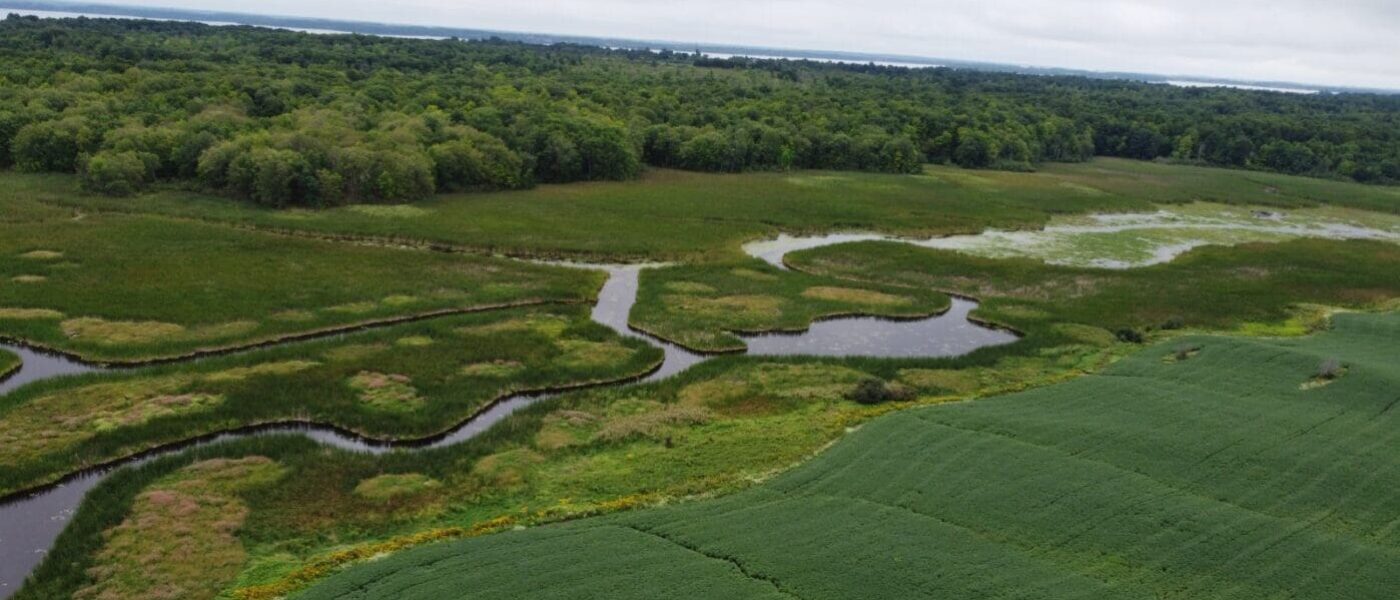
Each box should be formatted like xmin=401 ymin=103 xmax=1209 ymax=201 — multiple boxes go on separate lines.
xmin=19 ymin=330 xmax=1126 ymax=600
xmin=0 ymin=305 xmax=661 ymax=496
xmin=294 ymin=313 xmax=1400 ymax=600
xmin=20 ymin=158 xmax=1398 ymax=263
xmin=0 ymin=347 xmax=17 ymax=378
xmin=632 ymin=261 xmax=950 ymax=352
xmin=0 ymin=211 xmax=601 ymax=361
xmin=790 ymin=237 xmax=1400 ymax=342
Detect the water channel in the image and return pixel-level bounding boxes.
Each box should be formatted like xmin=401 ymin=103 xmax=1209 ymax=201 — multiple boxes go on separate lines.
xmin=0 ymin=263 xmax=1016 ymax=595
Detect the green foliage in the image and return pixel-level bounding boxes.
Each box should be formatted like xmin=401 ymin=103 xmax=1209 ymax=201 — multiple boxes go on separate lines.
xmin=845 ymin=378 xmax=910 ymax=405
xmin=297 ymin=313 xmax=1400 ymax=599
xmin=12 ymin=117 xmax=98 ymax=172
xmin=2 ymin=15 xmax=1397 ymax=210
xmin=80 ymin=150 xmax=153 ymax=196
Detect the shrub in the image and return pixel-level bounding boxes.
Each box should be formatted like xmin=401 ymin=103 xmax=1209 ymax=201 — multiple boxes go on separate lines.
xmin=80 ymin=150 xmax=151 ymax=196
xmin=1115 ymin=328 xmax=1145 ymax=344
xmin=1161 ymin=316 xmax=1186 ymax=330
xmin=847 ymin=378 xmax=913 ymax=405
xmin=12 ymin=117 xmax=98 ymax=172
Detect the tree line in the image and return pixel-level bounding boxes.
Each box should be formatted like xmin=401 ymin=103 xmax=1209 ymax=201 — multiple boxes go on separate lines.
xmin=0 ymin=15 xmax=1396 ymax=206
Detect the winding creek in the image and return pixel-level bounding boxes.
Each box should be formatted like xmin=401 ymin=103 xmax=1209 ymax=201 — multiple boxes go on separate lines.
xmin=0 ymin=264 xmax=1016 ymax=596
xmin=5 ymin=202 xmax=1397 ymax=594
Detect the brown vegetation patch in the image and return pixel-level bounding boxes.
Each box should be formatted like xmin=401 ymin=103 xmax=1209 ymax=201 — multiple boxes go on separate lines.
xmin=382 ymin=295 xmax=419 ymax=307
xmin=19 ymin=249 xmax=63 ymax=260
xmin=994 ymin=304 xmax=1051 ymax=320
xmin=201 ymin=360 xmax=320 ymax=383
xmin=473 ymin=448 xmax=544 ymax=487
xmin=678 ymin=363 xmax=868 ymax=416
xmin=664 ymin=281 xmax=717 ymax=294
xmin=556 ymin=339 xmax=635 ymax=368
xmin=1051 ymin=323 xmax=1118 ymax=346
xmin=534 ymin=410 xmax=601 ymax=450
xmin=0 ymin=307 xmax=64 ymax=320
xmin=665 ymin=294 xmax=785 ymax=320
xmin=731 ymin=268 xmax=778 ymax=281
xmin=59 ymin=317 xmax=258 ymax=346
xmin=353 ymin=473 xmax=443 ymax=502
xmin=592 ymin=404 xmax=714 ymax=443
xmin=460 ymin=360 xmax=525 ymax=378
xmin=394 ymin=335 xmax=434 ymax=347
xmin=326 ymin=301 xmax=378 ymax=315
xmin=269 ymin=309 xmax=316 ymax=322
xmin=458 ymin=313 xmax=569 ymax=337
xmin=75 ymin=457 xmax=285 ymax=600
xmin=0 ymin=374 xmax=226 ymax=462
xmin=897 ymin=369 xmax=981 ymax=395
xmin=800 ymin=286 xmax=911 ymax=306
xmin=348 ymin=371 xmax=424 ymax=412
xmin=323 ymin=344 xmax=388 ymax=362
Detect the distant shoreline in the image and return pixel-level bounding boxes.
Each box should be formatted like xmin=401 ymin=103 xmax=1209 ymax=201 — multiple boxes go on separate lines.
xmin=2 ymin=0 xmax=1389 ymax=95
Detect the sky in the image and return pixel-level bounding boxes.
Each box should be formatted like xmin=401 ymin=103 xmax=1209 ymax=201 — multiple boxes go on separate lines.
xmin=56 ymin=1 xmax=1400 ymax=89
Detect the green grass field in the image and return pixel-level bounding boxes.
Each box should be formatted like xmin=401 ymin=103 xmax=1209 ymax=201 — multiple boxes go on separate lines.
xmin=296 ymin=311 xmax=1400 ymax=600
xmin=20 ymin=158 xmax=1400 ymax=262
xmin=0 ymin=211 xmax=601 ymax=362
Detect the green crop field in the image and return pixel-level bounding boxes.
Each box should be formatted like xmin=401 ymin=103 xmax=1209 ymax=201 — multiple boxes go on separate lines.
xmin=297 ymin=311 xmax=1400 ymax=600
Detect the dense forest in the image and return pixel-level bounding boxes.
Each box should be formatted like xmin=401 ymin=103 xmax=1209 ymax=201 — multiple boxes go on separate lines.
xmin=1 ymin=14 xmax=1397 ymax=206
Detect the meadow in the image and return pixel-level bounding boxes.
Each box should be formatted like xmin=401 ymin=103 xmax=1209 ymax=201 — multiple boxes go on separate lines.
xmin=24 ymin=158 xmax=1400 ymax=262
xmin=294 ymin=312 xmax=1400 ymax=600
xmin=0 ymin=205 xmax=603 ymax=362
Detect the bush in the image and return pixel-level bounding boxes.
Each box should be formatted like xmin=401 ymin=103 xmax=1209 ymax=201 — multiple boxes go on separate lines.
xmin=12 ymin=117 xmax=98 ymax=172
xmin=1115 ymin=328 xmax=1145 ymax=344
xmin=847 ymin=378 xmax=913 ymax=405
xmin=1160 ymin=316 xmax=1186 ymax=330
xmin=80 ymin=150 xmax=151 ymax=196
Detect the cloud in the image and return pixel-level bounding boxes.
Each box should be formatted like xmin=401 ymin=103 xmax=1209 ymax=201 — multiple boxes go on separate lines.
xmin=101 ymin=1 xmax=1400 ymax=88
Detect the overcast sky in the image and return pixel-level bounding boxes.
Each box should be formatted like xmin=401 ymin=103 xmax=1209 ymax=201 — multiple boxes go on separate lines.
xmin=85 ymin=1 xmax=1400 ymax=89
